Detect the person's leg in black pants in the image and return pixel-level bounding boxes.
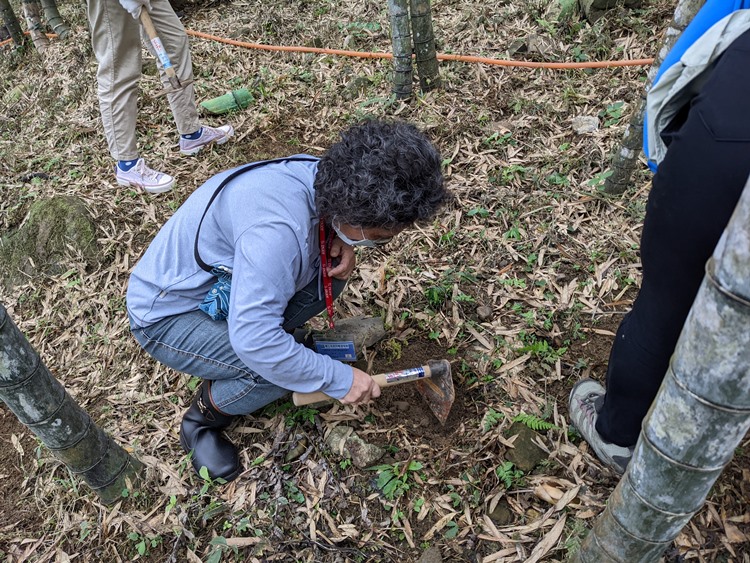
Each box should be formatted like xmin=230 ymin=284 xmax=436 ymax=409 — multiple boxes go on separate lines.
xmin=596 ymin=29 xmax=750 ymax=447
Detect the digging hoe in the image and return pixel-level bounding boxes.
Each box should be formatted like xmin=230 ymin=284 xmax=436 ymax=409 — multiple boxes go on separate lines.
xmin=293 ymin=359 xmax=455 ymax=424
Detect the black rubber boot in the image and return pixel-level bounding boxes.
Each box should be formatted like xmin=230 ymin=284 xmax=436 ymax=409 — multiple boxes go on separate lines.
xmin=179 ymin=382 xmax=240 ymax=482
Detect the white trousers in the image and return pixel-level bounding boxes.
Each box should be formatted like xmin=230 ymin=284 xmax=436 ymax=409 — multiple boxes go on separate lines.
xmin=87 ymin=0 xmax=201 ymax=160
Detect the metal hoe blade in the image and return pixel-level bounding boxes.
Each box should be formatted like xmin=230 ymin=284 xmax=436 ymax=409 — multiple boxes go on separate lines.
xmin=415 ymin=359 xmax=455 ymax=425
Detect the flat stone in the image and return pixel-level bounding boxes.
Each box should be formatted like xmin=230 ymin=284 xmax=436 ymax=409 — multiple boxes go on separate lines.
xmin=504 ymin=421 xmax=548 ymax=472
xmin=476 ymin=305 xmax=493 ymax=321
xmin=325 ymin=425 xmax=385 ymax=468
xmin=571 ymin=115 xmax=599 ymax=134
xmin=417 ymin=545 xmax=443 ymax=563
xmin=487 ymin=499 xmax=514 ymax=526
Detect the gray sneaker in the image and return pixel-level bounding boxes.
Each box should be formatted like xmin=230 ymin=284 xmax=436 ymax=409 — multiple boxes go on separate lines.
xmin=179 ymin=124 xmax=234 ymax=155
xmin=568 ymin=379 xmax=634 ymax=474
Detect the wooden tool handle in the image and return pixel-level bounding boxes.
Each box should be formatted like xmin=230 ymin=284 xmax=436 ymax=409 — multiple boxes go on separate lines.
xmin=139 ymin=11 xmax=180 ymax=86
xmin=139 ymin=10 xmax=158 ymax=40
xmin=292 ymin=363 xmax=434 ymax=406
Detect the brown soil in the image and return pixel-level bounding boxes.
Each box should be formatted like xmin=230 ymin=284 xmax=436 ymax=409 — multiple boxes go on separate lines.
xmin=0 ymin=408 xmax=44 ymax=554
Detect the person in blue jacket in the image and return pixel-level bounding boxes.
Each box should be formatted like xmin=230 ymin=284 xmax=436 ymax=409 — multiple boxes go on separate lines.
xmin=126 ymin=120 xmax=450 ymax=481
xmin=569 ymin=1 xmax=750 ymax=474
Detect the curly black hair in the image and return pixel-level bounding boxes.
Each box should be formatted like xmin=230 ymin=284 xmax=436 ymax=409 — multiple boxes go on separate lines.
xmin=314 ymin=120 xmax=450 ymax=229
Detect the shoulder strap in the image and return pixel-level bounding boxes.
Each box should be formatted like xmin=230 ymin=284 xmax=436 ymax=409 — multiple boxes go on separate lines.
xmin=194 ymin=156 xmax=319 ymax=272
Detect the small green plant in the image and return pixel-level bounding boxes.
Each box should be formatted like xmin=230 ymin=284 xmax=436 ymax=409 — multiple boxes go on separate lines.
xmin=382 ymin=339 xmax=403 ymax=361
xmin=413 ymin=497 xmax=425 ymax=513
xmin=284 ymin=406 xmax=318 ymax=427
xmin=371 ymin=460 xmax=424 ymax=501
xmin=197 ymin=466 xmax=228 ymax=495
xmin=498 ymin=277 xmax=527 ymax=289
xmin=482 ymin=131 xmax=516 ymax=147
xmin=284 ymin=480 xmax=305 ymax=503
xmin=205 ymin=536 xmax=238 ymax=563
xmin=78 ymin=521 xmax=92 ymax=543
xmin=467 ymin=206 xmax=490 ymax=218
xmin=164 ymin=494 xmax=178 ymax=515
xmin=563 ymin=518 xmax=588 ymax=558
xmin=517 ymin=333 xmax=567 ymax=364
xmin=587 ymin=169 xmax=614 ymax=191
xmin=503 ymin=223 xmax=522 ymax=240
xmin=444 ymin=520 xmax=460 ymax=539
xmin=547 ymin=172 xmax=570 ymax=187
xmin=481 ymin=408 xmax=504 ymax=432
xmin=513 ymin=412 xmax=560 ymax=432
xmin=600 ymin=101 xmax=625 ymax=127
xmin=439 ymin=229 xmax=457 ymax=246
xmin=340 ymin=458 xmax=352 ymax=470
xmin=425 ymin=284 xmax=449 ymax=307
xmin=495 ymin=461 xmax=524 ymax=489
xmin=127 ymin=532 xmax=162 ymax=557
xmin=455 ymin=292 xmax=475 ymax=303
xmin=501 ymin=164 xmax=526 ymax=182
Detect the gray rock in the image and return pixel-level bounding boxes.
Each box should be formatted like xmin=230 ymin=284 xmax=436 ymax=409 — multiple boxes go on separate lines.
xmin=504 ymin=421 xmax=548 ymax=472
xmin=571 ymin=116 xmax=599 ymax=134
xmin=487 ymin=499 xmax=514 ymax=526
xmin=325 ymin=425 xmax=386 ymax=468
xmin=476 ymin=305 xmax=493 ymax=321
xmin=417 ymin=545 xmax=443 ymax=563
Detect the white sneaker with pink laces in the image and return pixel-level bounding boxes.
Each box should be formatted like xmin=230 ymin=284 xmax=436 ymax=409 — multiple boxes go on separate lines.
xmin=115 ymin=159 xmax=174 ymax=194
xmin=179 ymin=125 xmax=234 ymax=156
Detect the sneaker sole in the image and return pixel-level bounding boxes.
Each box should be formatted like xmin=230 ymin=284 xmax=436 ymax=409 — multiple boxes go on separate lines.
xmin=116 ymin=178 xmax=175 ymax=194
xmin=180 ymin=135 xmax=231 ymax=156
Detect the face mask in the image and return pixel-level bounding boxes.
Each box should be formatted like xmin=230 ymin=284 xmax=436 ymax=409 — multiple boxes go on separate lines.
xmin=332 ymin=220 xmax=392 ymax=248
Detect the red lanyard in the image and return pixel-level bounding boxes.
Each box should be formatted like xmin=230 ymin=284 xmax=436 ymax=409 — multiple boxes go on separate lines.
xmin=319 ymin=221 xmax=335 ymax=329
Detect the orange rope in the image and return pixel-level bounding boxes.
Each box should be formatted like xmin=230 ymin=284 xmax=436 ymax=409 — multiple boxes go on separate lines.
xmin=186 ymin=29 xmax=654 ymax=69
xmin=0 ymin=31 xmax=56 ymax=47
xmin=1 ymin=27 xmax=655 ymax=69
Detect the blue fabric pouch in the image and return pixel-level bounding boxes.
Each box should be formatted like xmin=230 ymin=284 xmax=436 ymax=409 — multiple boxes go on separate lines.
xmin=199 ymin=266 xmax=233 ymax=321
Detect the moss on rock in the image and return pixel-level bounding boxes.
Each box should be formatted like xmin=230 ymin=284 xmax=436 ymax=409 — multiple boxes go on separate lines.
xmin=0 ymin=195 xmax=98 ymax=287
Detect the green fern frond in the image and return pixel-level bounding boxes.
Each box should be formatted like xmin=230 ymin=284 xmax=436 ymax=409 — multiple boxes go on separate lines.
xmin=513 ymin=412 xmax=559 ymax=432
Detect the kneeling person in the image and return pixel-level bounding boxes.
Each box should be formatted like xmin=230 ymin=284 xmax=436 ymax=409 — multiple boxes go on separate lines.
xmin=126 ymin=120 xmax=450 ymax=481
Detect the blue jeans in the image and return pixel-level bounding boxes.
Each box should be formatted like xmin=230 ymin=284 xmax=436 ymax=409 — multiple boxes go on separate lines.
xmin=130 ymin=275 xmax=346 ymax=415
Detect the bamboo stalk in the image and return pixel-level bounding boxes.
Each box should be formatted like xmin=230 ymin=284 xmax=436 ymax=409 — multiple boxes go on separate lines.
xmin=40 ymin=0 xmax=68 ymax=39
xmin=0 ymin=304 xmax=143 ymax=505
xmin=602 ymin=0 xmax=706 ymax=195
xmin=388 ymin=0 xmax=413 ymax=99
xmin=0 ymin=0 xmax=25 ymax=47
xmin=575 ymin=174 xmax=750 ymax=561
xmin=409 ymin=0 xmax=440 ymax=92
xmin=21 ymin=0 xmax=48 ymax=53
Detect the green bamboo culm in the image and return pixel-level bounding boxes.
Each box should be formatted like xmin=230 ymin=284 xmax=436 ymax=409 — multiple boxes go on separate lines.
xmin=409 ymin=0 xmax=440 ymax=92
xmin=0 ymin=0 xmax=25 ymax=47
xmin=40 ymin=0 xmax=69 ymax=39
xmin=387 ymin=0 xmax=413 ymax=99
xmin=575 ymin=174 xmax=750 ymax=561
xmin=602 ymin=0 xmax=706 ymax=195
xmin=21 ymin=0 xmax=48 ymax=53
xmin=0 ymin=304 xmax=143 ymax=505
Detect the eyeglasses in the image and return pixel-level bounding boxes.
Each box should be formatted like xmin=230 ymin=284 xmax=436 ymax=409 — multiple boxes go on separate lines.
xmin=331 ymin=218 xmax=393 ymax=248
